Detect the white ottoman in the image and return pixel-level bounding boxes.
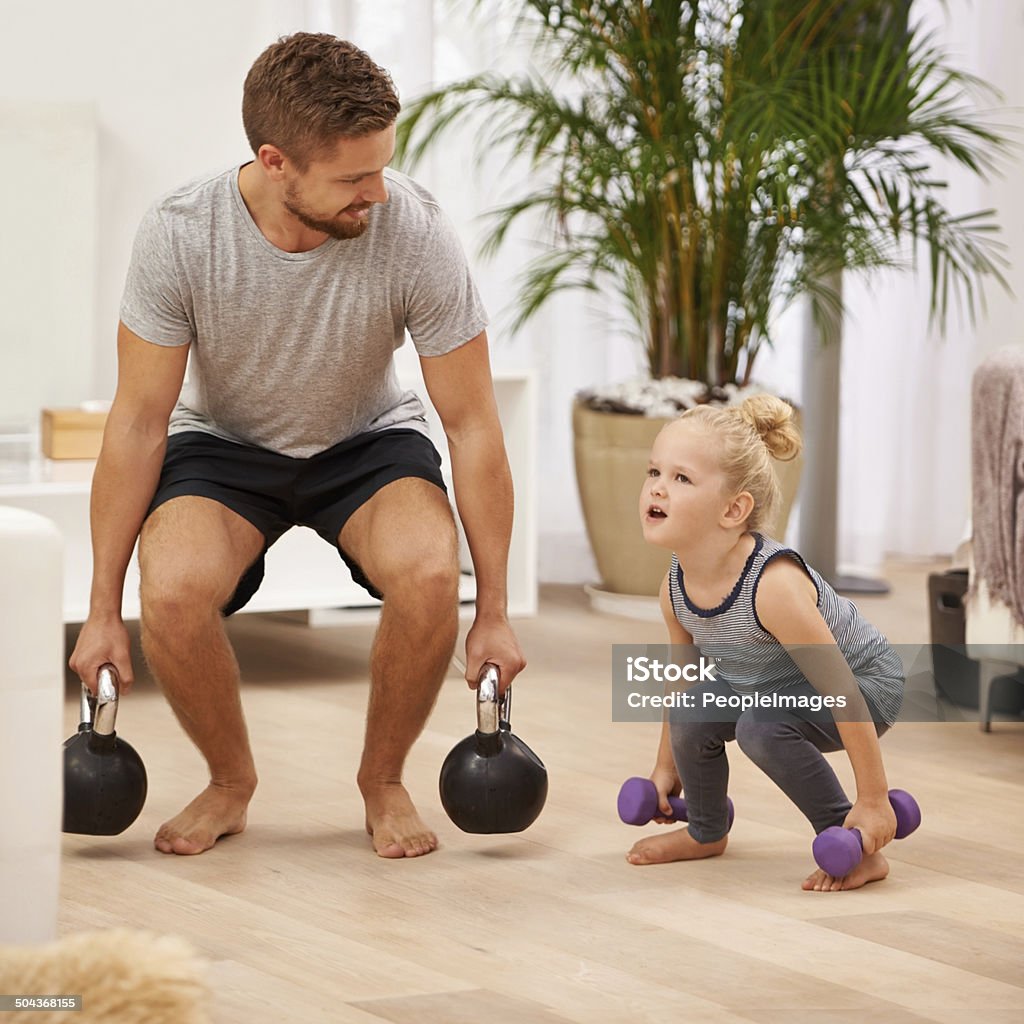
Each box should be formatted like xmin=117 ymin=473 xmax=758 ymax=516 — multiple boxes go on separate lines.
xmin=0 ymin=506 xmax=63 ymax=943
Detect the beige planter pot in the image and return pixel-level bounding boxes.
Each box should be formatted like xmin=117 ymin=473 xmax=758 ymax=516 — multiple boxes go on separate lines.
xmin=572 ymin=400 xmax=804 ymax=597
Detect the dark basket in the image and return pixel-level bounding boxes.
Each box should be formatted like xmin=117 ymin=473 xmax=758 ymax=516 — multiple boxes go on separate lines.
xmin=928 ymin=570 xmax=1024 ymax=714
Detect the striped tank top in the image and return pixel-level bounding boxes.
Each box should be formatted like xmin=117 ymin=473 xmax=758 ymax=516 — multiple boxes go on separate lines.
xmin=668 ymin=533 xmax=904 ymax=726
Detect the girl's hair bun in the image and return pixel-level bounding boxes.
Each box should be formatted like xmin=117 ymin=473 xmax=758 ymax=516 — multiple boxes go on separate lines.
xmin=737 ymin=394 xmax=802 ymax=462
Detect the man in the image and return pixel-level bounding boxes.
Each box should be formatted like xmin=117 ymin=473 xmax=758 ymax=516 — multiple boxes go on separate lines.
xmin=69 ymin=32 xmax=526 ymax=859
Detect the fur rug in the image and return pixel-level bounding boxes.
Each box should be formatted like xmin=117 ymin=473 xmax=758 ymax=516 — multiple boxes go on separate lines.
xmin=0 ymin=930 xmax=209 ymax=1023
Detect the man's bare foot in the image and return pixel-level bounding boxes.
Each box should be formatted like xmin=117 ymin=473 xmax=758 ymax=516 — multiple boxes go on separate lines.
xmin=802 ymin=850 xmax=890 ymax=891
xmin=154 ymin=782 xmax=253 ymax=855
xmin=361 ymin=781 xmax=438 ymax=858
xmin=626 ymin=827 xmax=728 ymax=865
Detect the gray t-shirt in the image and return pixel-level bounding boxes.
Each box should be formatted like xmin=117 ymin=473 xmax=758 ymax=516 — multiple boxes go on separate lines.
xmin=119 ymin=165 xmax=488 ymax=457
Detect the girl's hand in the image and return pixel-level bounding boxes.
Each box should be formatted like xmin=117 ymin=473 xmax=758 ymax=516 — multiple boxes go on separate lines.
xmin=843 ymin=798 xmax=897 ymax=855
xmin=650 ymin=765 xmax=681 ymax=824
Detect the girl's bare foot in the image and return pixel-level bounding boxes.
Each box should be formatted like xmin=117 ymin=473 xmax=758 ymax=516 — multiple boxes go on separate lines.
xmin=154 ymin=781 xmax=253 ymax=855
xmin=626 ymin=827 xmax=728 ymax=865
xmin=802 ymin=850 xmax=889 ymax=891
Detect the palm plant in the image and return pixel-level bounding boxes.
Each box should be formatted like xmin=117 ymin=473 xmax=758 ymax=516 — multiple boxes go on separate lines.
xmin=395 ymin=0 xmax=1009 ymax=394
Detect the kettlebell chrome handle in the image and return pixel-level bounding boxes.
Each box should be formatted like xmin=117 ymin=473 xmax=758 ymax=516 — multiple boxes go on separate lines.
xmin=80 ymin=664 xmax=121 ymax=738
xmin=475 ymin=663 xmax=511 ymax=736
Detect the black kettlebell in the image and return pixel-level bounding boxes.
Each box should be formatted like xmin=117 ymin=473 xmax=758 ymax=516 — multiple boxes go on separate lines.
xmin=439 ymin=663 xmax=548 ymax=834
xmin=63 ymin=664 xmax=148 ymax=835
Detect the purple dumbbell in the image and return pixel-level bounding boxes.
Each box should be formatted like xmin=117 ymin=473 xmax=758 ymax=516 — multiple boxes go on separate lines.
xmin=617 ymin=776 xmax=735 ymax=829
xmin=812 ymin=788 xmax=921 ymax=877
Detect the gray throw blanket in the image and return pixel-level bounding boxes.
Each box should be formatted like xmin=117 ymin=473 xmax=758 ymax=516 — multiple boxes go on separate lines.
xmin=971 ymin=345 xmax=1024 ymax=628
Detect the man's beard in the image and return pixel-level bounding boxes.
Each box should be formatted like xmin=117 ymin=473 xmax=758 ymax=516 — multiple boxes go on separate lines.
xmin=283 ymin=182 xmax=370 ymax=240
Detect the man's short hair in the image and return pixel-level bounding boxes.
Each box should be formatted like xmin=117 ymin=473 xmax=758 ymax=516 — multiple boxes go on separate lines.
xmin=242 ymin=33 xmax=401 ymax=171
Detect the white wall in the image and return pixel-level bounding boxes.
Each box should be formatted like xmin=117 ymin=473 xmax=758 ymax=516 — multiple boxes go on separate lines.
xmin=0 ymin=98 xmax=97 ymax=424
xmin=962 ymin=1 xmax=1024 ymax=364
xmin=0 ymin=0 xmax=286 ymax=408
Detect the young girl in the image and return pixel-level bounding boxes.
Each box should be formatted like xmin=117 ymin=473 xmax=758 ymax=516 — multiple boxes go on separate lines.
xmin=628 ymin=393 xmax=905 ymax=891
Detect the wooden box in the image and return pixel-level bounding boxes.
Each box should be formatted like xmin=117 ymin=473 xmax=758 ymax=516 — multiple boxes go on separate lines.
xmin=41 ymin=408 xmax=108 ymax=460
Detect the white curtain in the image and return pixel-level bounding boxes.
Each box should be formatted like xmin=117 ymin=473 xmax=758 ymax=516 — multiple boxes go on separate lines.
xmin=833 ymin=0 xmax=1013 ymax=571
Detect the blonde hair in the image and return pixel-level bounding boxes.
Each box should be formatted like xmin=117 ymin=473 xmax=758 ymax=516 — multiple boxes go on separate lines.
xmin=678 ymin=394 xmax=802 ymax=533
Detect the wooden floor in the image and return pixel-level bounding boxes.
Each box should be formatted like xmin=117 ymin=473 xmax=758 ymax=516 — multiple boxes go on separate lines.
xmin=59 ymin=562 xmax=1024 ymax=1024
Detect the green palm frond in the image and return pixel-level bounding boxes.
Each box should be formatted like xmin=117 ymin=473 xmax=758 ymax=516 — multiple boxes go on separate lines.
xmin=396 ymin=0 xmax=1012 ymax=385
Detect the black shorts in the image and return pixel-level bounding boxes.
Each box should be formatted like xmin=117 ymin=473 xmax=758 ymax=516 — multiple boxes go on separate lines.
xmin=147 ymin=428 xmax=447 ymax=615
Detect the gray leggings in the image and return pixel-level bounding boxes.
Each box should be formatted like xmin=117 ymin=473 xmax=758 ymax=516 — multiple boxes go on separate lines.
xmin=670 ymin=678 xmax=889 ymax=843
